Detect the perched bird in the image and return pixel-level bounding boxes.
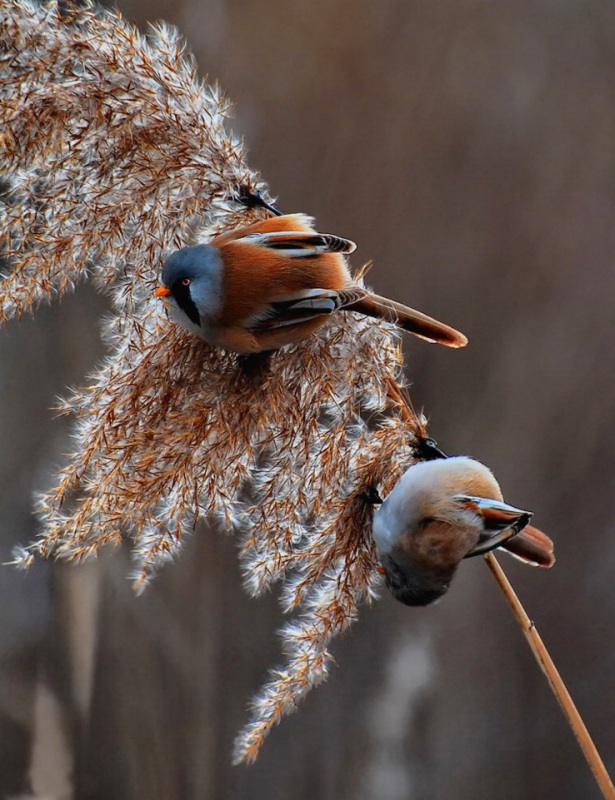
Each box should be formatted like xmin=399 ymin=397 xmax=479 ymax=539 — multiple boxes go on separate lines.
xmin=155 ymin=214 xmax=468 ymax=353
xmin=373 ymin=457 xmax=555 ymax=607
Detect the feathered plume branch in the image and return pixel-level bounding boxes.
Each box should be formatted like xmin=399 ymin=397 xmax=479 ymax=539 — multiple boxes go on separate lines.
xmin=0 ymin=0 xmax=428 ymax=762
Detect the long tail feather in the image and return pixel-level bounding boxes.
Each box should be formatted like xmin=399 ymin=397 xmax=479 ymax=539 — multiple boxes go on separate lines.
xmin=501 ymin=524 xmax=555 ymax=568
xmin=344 ymin=293 xmax=468 ymax=348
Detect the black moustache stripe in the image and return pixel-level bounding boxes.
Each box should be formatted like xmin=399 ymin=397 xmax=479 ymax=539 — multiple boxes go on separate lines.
xmin=172 ymin=282 xmax=201 ymax=327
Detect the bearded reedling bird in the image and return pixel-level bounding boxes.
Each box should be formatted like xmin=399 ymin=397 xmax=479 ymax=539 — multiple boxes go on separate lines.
xmin=155 ymin=214 xmax=468 ymax=353
xmin=373 ymin=457 xmax=555 ymax=607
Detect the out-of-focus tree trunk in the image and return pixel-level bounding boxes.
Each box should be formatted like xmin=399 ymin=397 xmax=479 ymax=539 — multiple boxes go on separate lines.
xmin=2 ymin=1 xmax=615 ymax=798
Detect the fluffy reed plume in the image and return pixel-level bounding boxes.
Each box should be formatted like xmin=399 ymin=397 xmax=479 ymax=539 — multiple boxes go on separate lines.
xmin=1 ymin=0 xmax=426 ymax=762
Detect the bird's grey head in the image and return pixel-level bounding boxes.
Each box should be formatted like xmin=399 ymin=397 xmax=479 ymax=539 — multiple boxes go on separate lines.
xmin=161 ymin=244 xmax=224 ymax=335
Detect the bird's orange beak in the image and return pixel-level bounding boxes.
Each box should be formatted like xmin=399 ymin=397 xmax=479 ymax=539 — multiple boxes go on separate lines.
xmin=155 ymin=285 xmax=172 ymax=297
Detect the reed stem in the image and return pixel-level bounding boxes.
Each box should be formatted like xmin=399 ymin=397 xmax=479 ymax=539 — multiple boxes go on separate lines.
xmin=484 ymin=553 xmax=615 ymax=800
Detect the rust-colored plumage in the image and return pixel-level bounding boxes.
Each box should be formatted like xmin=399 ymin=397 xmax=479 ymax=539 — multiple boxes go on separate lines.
xmin=156 ymin=214 xmax=469 ymax=353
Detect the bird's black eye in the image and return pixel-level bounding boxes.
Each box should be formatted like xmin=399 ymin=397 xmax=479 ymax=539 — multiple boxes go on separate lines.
xmin=181 ymin=277 xmax=191 ymax=287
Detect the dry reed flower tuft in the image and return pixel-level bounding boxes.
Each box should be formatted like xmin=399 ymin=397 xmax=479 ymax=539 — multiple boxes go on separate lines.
xmin=1 ymin=0 xmax=428 ymax=762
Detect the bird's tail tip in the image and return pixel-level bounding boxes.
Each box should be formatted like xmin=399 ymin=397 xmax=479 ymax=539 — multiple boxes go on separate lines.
xmin=502 ymin=524 xmax=555 ymax=568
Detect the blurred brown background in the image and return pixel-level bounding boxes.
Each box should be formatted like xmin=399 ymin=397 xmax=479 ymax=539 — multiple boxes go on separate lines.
xmin=2 ymin=1 xmax=615 ymax=798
